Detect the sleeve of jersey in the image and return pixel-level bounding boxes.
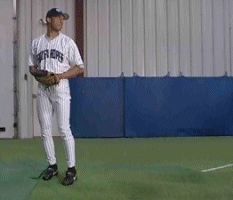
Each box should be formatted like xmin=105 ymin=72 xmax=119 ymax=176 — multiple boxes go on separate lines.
xmin=28 ymin=41 xmax=36 ymax=66
xmin=68 ymin=40 xmax=84 ymax=68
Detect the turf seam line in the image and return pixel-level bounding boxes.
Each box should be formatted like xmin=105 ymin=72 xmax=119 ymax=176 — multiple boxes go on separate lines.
xmin=201 ymin=163 xmax=233 ymax=172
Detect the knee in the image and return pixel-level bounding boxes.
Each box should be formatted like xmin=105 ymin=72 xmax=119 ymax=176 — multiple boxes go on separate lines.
xmin=58 ymin=127 xmax=73 ymax=140
xmin=41 ymin=128 xmax=52 ymax=138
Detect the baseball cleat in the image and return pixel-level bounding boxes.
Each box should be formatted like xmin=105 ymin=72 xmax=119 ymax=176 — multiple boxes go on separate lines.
xmin=62 ymin=170 xmax=77 ymax=186
xmin=41 ymin=165 xmax=58 ymax=181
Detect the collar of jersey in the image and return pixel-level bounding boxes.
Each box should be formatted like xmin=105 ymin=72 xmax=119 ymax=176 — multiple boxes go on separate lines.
xmin=44 ymin=32 xmax=62 ymax=41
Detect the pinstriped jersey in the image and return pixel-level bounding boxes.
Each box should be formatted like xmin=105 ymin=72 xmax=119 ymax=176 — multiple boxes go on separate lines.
xmin=29 ymin=33 xmax=84 ymax=93
xmin=29 ymin=33 xmax=83 ymax=72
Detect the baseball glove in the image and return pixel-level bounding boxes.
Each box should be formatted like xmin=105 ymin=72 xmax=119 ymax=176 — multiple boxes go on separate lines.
xmin=35 ymin=73 xmax=60 ymax=86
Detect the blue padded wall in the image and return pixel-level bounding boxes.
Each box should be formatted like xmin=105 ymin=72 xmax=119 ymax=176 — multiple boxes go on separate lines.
xmin=70 ymin=78 xmax=124 ymax=138
xmin=124 ymin=77 xmax=233 ymax=137
xmin=70 ymin=77 xmax=233 ymax=138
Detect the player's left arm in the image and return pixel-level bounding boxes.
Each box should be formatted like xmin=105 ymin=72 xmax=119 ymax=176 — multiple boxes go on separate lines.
xmin=57 ymin=64 xmax=84 ymax=80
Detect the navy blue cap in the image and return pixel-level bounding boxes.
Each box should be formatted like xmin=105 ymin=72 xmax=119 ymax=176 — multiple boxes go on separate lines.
xmin=46 ymin=8 xmax=69 ymax=20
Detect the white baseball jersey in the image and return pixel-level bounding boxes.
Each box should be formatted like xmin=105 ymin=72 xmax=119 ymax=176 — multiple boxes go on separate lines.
xmin=29 ymin=33 xmax=84 ymax=93
xmin=29 ymin=33 xmax=83 ymax=167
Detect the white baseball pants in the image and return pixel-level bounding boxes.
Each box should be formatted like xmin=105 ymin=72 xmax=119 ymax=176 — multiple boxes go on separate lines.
xmin=37 ymin=85 xmax=76 ymax=168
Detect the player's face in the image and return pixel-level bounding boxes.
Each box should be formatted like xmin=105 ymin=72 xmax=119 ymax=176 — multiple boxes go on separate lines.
xmin=49 ymin=15 xmax=64 ymax=32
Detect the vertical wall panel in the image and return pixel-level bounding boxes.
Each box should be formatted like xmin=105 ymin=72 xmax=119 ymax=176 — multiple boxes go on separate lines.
xmin=85 ymin=0 xmax=232 ymax=77
xmin=167 ymin=0 xmax=179 ymax=76
xmin=121 ymin=0 xmax=133 ymax=76
xmin=156 ymin=0 xmax=168 ymax=76
xmin=230 ymin=0 xmax=233 ymax=75
xmin=98 ymin=0 xmax=110 ymax=76
xmin=31 ymin=0 xmax=44 ymax=38
xmin=144 ymin=0 xmax=156 ymax=76
xmin=213 ymin=0 xmax=225 ymax=76
xmin=47 ymin=0 xmax=54 ymax=8
xmin=86 ymin=0 xmax=98 ymax=76
xmin=18 ymin=0 xmax=33 ymax=138
xmin=190 ymin=0 xmax=202 ymax=76
xmin=202 ymin=0 xmax=214 ymax=76
xmin=179 ymin=0 xmax=191 ymax=75
xmin=109 ymin=0 xmax=122 ymax=76
xmin=66 ymin=0 xmax=76 ymax=39
xmin=224 ymin=0 xmax=231 ymax=75
xmin=132 ymin=0 xmax=145 ymax=76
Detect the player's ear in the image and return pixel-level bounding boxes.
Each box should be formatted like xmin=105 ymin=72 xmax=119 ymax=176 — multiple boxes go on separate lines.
xmin=46 ymin=17 xmax=51 ymax=23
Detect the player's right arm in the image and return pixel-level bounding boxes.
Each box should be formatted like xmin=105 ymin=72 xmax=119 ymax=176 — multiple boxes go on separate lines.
xmin=29 ymin=65 xmax=50 ymax=78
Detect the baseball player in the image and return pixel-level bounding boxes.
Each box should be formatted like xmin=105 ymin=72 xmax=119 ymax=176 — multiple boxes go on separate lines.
xmin=28 ymin=8 xmax=84 ymax=186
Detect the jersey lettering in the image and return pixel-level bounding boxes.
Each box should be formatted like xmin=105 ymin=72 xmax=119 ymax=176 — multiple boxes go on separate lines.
xmin=36 ymin=49 xmax=64 ymax=63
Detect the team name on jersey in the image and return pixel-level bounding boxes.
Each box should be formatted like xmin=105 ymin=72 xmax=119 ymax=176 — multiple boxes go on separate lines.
xmin=36 ymin=49 xmax=64 ymax=63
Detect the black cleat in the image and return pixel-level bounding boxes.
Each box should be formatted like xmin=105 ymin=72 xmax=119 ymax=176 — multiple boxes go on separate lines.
xmin=62 ymin=169 xmax=77 ymax=186
xmin=40 ymin=165 xmax=58 ymax=181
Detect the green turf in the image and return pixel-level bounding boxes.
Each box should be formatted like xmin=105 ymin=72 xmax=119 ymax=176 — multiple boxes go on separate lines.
xmin=0 ymin=137 xmax=233 ymax=200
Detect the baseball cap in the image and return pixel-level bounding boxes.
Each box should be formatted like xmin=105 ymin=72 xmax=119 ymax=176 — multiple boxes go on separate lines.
xmin=46 ymin=8 xmax=69 ymax=20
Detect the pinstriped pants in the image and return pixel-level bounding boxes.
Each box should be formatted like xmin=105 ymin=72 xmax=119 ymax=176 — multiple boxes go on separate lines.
xmin=36 ymin=85 xmax=76 ymax=168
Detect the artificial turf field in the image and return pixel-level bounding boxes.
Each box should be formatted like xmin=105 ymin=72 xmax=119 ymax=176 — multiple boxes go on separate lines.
xmin=0 ymin=137 xmax=233 ymax=200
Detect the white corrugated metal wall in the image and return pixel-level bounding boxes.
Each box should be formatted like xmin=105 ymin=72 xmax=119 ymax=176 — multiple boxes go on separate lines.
xmin=0 ymin=0 xmax=15 ymax=138
xmin=85 ymin=0 xmax=233 ymax=77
